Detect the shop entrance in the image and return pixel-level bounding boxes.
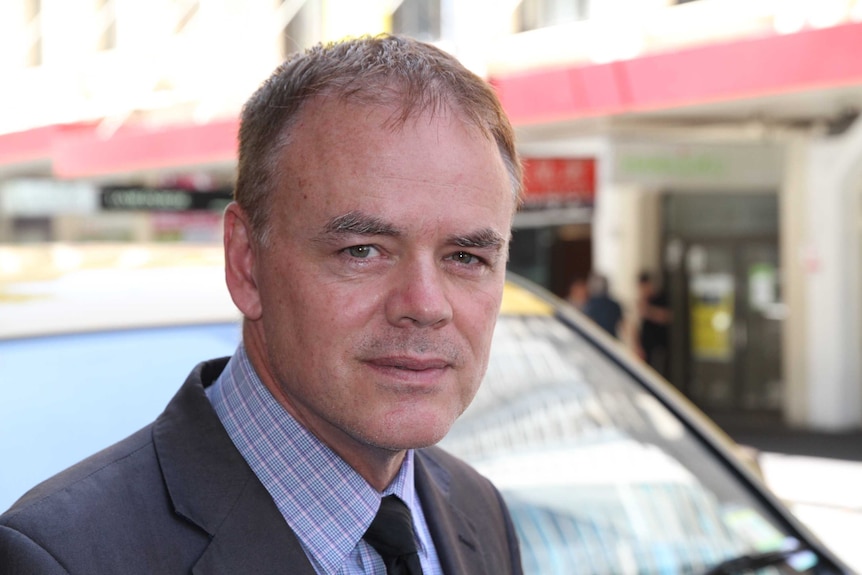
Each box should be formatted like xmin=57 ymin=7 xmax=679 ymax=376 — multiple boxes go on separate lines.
xmin=508 ymin=223 xmax=592 ymax=299
xmin=663 ymin=194 xmax=782 ymax=415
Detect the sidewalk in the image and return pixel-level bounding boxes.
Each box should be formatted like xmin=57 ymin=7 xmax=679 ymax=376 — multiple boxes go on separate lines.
xmin=719 ymin=421 xmax=862 ymax=462
xmin=718 ymin=419 xmax=862 ymax=573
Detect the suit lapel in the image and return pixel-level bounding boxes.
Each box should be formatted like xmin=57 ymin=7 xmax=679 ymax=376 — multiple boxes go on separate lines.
xmin=190 ymin=477 xmax=316 ymax=575
xmin=153 ymin=359 xmax=316 ymax=575
xmin=415 ymin=450 xmax=489 ymax=575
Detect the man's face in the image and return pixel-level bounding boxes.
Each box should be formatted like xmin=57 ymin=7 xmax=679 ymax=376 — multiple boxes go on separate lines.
xmin=232 ymin=97 xmax=514 ymax=461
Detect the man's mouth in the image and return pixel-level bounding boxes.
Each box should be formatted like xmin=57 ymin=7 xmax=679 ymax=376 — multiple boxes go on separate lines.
xmin=368 ymin=356 xmax=451 ymax=371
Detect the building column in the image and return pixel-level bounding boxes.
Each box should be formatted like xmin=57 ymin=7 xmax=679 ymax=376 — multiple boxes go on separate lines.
xmin=803 ymin=118 xmax=862 ymax=430
xmin=781 ymin=135 xmax=809 ymax=427
xmin=593 ymin=181 xmax=656 ymax=349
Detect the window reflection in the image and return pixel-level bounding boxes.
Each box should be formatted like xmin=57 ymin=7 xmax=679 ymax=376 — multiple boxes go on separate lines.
xmin=442 ymin=312 xmax=830 ymax=574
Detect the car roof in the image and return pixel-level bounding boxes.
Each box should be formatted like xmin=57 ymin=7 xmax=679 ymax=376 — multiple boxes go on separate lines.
xmin=0 ymin=243 xmax=554 ymax=340
xmin=0 ymin=243 xmax=240 ymax=339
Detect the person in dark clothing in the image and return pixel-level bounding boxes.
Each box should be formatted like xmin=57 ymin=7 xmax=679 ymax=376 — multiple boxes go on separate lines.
xmin=637 ymin=271 xmax=672 ymax=378
xmin=582 ymin=273 xmax=624 ymax=338
xmin=565 ymin=276 xmax=589 ymax=311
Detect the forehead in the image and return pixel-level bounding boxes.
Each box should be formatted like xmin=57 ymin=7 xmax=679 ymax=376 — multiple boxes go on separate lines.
xmin=276 ymin=97 xmax=512 ymax=210
xmin=287 ymin=93 xmax=477 ymax=147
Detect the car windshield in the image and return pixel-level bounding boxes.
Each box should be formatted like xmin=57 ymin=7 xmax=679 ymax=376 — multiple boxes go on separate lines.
xmin=440 ymin=281 xmax=841 ymax=575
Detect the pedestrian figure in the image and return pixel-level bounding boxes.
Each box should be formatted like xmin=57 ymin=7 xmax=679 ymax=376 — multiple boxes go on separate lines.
xmin=566 ymin=276 xmax=589 ymax=311
xmin=637 ymin=271 xmax=672 ymax=378
xmin=583 ymin=273 xmax=624 ymax=338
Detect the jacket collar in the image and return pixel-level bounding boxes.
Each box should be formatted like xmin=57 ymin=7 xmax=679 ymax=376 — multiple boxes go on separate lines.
xmin=153 ymin=359 xmax=317 ymax=575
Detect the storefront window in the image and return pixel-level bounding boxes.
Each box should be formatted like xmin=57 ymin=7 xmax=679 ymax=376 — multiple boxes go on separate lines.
xmin=515 ymin=0 xmax=589 ymax=32
xmin=391 ymin=0 xmax=441 ymax=42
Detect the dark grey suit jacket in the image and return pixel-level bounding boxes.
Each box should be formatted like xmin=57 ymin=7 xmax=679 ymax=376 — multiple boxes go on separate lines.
xmin=0 ymin=358 xmax=523 ymax=574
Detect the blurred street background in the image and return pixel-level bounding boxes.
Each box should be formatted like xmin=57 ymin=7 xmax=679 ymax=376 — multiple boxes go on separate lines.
xmin=4 ymin=0 xmax=862 ymax=567
xmin=720 ymin=419 xmax=862 ymax=572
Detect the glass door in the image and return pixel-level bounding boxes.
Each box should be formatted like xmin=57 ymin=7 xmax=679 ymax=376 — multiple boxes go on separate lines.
xmin=738 ymin=242 xmax=783 ymax=409
xmin=670 ymin=240 xmax=782 ymax=413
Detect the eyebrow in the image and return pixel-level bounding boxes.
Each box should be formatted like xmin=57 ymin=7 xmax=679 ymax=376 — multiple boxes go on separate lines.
xmin=449 ymin=228 xmax=507 ymax=252
xmin=320 ymin=210 xmax=507 ymax=252
xmin=322 ymin=211 xmax=401 ymax=237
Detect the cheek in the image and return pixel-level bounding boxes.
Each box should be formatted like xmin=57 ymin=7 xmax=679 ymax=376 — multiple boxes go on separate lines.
xmin=277 ymin=280 xmax=382 ymax=349
xmin=459 ymin=287 xmax=504 ymax=341
xmin=453 ymin=301 xmax=500 ymax=393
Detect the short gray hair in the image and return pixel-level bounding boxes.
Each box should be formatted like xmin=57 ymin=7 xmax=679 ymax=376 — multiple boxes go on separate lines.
xmin=234 ymin=34 xmax=522 ymax=244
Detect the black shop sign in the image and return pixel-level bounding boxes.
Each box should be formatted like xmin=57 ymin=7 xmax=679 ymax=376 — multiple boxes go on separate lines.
xmin=100 ymin=187 xmax=232 ymax=212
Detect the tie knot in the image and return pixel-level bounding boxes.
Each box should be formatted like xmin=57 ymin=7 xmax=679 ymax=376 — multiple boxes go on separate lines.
xmin=363 ymin=495 xmax=424 ymax=575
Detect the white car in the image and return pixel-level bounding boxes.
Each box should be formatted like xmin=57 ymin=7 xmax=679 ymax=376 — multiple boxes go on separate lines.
xmin=0 ymin=244 xmax=850 ymax=574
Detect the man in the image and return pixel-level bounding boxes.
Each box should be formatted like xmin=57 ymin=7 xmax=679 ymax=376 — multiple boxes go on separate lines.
xmin=565 ymin=276 xmax=588 ymax=311
xmin=0 ymin=35 xmax=523 ymax=575
xmin=582 ymin=273 xmax=624 ymax=339
xmin=637 ymin=271 xmax=672 ymax=378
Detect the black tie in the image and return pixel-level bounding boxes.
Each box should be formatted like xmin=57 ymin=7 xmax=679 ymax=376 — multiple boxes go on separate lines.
xmin=363 ymin=495 xmax=425 ymax=575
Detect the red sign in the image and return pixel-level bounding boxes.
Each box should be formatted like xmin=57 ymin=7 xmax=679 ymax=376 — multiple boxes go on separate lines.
xmin=521 ymin=157 xmax=596 ymax=206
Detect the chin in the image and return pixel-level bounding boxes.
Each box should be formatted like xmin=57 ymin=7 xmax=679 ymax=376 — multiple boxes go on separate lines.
xmin=371 ymin=412 xmax=458 ymax=451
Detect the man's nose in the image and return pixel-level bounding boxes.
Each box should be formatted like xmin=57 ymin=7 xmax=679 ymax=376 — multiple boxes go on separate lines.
xmin=385 ymin=259 xmax=454 ymax=328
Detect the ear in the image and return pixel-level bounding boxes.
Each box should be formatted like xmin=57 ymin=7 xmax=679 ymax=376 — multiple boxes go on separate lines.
xmin=223 ymin=202 xmax=263 ymax=321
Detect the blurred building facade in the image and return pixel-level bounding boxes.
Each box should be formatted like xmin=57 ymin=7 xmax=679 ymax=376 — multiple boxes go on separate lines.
xmin=2 ymin=0 xmax=862 ymax=432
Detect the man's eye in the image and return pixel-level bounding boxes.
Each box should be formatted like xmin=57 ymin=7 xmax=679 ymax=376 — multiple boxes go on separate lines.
xmin=346 ymin=245 xmax=377 ymax=258
xmin=451 ymin=251 xmax=480 ymax=265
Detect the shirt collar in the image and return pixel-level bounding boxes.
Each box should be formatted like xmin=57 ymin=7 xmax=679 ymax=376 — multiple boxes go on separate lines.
xmin=206 ymin=345 xmax=426 ymax=572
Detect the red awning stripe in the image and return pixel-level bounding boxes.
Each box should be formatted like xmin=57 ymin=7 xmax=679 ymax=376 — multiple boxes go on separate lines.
xmin=0 ymin=123 xmax=96 ymax=167
xmin=3 ymin=22 xmax=862 ymax=177
xmin=490 ymin=21 xmax=862 ymax=125
xmin=52 ymin=118 xmax=240 ymax=179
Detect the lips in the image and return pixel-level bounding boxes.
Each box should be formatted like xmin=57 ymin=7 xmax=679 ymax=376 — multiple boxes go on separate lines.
xmin=367 ymin=356 xmax=451 ymax=371
xmin=361 ymin=355 xmax=455 ymax=388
